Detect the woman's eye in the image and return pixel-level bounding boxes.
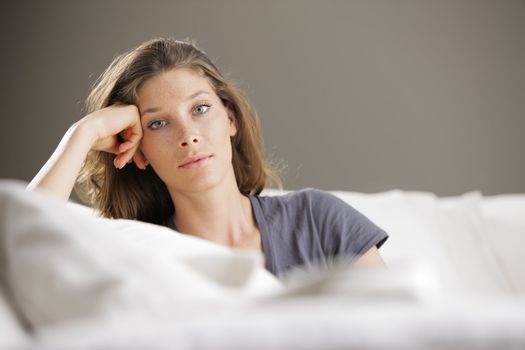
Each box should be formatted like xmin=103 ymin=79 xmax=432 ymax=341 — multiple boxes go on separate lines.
xmin=193 ymin=104 xmax=211 ymax=115
xmin=148 ymin=120 xmax=167 ymax=130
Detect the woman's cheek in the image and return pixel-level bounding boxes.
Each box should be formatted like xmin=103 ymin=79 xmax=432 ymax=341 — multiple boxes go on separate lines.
xmin=150 ymin=133 xmax=178 ymax=159
xmin=139 ymin=136 xmax=156 ymax=163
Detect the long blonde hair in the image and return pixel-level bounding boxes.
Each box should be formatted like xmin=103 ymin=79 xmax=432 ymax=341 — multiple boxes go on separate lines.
xmin=74 ymin=37 xmax=283 ymax=224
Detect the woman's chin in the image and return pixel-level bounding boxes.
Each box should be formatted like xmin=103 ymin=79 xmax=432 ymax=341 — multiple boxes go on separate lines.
xmin=163 ymin=162 xmax=236 ymax=194
xmin=169 ymin=175 xmax=226 ymax=194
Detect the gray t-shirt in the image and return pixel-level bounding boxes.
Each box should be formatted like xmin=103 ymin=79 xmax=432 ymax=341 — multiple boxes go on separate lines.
xmin=163 ymin=188 xmax=388 ymax=278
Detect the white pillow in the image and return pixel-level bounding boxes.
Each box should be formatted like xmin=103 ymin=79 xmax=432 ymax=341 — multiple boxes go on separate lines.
xmin=481 ymin=194 xmax=525 ymax=294
xmin=411 ymin=191 xmax=511 ymax=295
xmin=89 ymin=218 xmax=279 ymax=294
xmin=0 ymin=180 xmax=283 ymax=330
xmin=68 ymin=191 xmax=279 ymax=292
xmin=329 ymin=190 xmax=459 ymax=292
xmin=329 ymin=189 xmax=511 ymax=295
xmin=0 ymin=285 xmax=31 ymax=349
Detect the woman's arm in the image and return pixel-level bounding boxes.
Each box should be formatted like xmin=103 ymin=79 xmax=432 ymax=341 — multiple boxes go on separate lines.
xmin=26 ymin=121 xmax=97 ymax=201
xmin=353 ymin=246 xmax=387 ymax=269
xmin=26 ymin=104 xmax=146 ymax=202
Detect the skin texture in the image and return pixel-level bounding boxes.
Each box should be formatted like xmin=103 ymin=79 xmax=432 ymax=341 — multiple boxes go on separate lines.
xmin=137 ymin=68 xmax=237 ymax=195
xmin=353 ymin=246 xmax=386 ymax=268
xmin=136 ymin=68 xmax=260 ymax=250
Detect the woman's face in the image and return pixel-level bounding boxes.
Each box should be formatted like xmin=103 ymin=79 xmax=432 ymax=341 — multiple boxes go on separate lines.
xmin=136 ymin=67 xmax=237 ymax=194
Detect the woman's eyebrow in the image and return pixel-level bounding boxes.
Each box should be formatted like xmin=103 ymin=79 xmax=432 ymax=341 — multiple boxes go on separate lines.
xmin=187 ymin=90 xmax=210 ymax=100
xmin=141 ymin=91 xmax=210 ymax=116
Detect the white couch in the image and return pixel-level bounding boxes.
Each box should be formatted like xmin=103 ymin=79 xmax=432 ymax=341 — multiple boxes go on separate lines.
xmin=1 ymin=179 xmax=524 ymax=349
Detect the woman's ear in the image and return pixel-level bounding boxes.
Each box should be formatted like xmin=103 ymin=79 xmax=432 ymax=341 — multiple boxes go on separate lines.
xmin=227 ymin=108 xmax=237 ymax=137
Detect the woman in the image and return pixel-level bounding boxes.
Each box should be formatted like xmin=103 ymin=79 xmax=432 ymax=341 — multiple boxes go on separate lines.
xmin=27 ymin=37 xmax=388 ymax=278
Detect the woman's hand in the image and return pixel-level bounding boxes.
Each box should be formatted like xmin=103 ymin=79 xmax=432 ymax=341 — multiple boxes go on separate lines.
xmin=26 ymin=103 xmax=149 ymax=202
xmin=80 ymin=104 xmax=148 ymax=170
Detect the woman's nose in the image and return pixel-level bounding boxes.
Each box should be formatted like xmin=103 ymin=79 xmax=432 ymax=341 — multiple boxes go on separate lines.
xmin=180 ymin=136 xmax=199 ymax=147
xmin=178 ymin=127 xmax=200 ymax=148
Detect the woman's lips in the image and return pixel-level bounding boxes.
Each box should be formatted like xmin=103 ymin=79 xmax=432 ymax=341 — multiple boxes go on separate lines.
xmin=179 ymin=156 xmax=211 ymax=169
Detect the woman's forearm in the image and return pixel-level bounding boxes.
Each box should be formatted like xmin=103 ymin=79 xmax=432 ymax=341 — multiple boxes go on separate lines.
xmin=26 ymin=121 xmax=97 ymax=202
xmin=26 ymin=104 xmax=145 ymax=201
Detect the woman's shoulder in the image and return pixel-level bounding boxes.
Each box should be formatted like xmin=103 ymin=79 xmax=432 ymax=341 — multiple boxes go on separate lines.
xmin=260 ymin=187 xmax=339 ymax=199
xmin=255 ymin=187 xmax=345 ymax=209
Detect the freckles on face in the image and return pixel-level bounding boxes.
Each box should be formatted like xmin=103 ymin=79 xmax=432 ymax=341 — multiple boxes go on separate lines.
xmin=135 ymin=68 xmax=237 ymax=185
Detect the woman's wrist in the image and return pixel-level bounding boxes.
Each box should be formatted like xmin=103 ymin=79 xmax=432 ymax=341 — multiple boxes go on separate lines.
xmin=72 ymin=117 xmax=99 ymax=150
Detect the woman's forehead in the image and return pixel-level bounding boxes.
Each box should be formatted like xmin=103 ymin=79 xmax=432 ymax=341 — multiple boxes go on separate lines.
xmin=137 ymin=68 xmax=215 ymax=105
xmin=141 ymin=68 xmax=210 ymax=94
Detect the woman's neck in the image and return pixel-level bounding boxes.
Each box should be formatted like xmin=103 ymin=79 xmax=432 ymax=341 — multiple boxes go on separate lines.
xmin=168 ymin=178 xmax=257 ymax=248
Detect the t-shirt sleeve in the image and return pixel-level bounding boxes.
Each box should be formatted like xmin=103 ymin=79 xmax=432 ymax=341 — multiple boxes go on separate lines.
xmin=307 ymin=188 xmax=388 ymax=262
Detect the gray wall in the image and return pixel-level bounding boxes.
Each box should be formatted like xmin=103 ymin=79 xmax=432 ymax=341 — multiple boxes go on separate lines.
xmin=1 ymin=0 xmax=524 ymax=196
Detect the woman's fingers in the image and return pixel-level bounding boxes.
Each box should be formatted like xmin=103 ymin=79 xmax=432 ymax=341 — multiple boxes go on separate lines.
xmin=114 ymin=120 xmax=144 ymax=169
xmin=118 ymin=140 xmax=135 ymax=153
xmin=132 ymin=148 xmax=148 ymax=170
xmin=114 ymin=147 xmax=134 ymax=169
xmin=114 ymin=143 xmax=147 ymax=170
xmin=113 ymin=155 xmax=124 ymax=169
